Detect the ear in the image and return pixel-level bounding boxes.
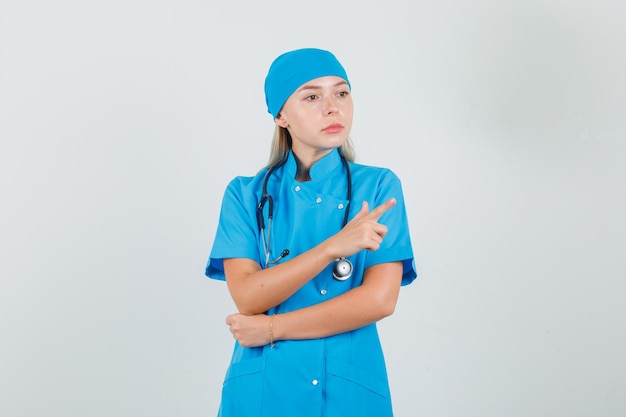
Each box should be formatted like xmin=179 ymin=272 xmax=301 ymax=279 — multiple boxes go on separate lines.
xmin=275 ymin=112 xmax=289 ymax=128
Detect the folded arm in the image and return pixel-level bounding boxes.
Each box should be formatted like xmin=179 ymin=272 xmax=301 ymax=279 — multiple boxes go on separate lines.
xmin=224 ymin=198 xmax=397 ymax=315
xmin=225 ymin=261 xmax=402 ymax=347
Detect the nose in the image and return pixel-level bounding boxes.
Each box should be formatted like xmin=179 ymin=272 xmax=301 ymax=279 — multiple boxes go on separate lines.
xmin=322 ymin=95 xmax=338 ymax=115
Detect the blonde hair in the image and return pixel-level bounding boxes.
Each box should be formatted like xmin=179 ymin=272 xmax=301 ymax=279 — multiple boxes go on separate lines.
xmin=266 ymin=125 xmax=356 ymax=169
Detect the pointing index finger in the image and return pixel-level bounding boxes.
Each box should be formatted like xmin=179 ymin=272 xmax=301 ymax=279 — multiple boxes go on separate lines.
xmin=367 ymin=198 xmax=396 ymax=221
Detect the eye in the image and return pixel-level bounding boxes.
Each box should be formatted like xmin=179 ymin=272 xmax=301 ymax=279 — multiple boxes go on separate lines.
xmin=338 ymin=90 xmax=350 ymax=98
xmin=305 ymin=94 xmax=319 ymax=101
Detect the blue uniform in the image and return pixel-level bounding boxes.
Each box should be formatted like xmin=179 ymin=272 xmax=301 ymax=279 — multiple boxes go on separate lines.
xmin=207 ymin=149 xmax=417 ymax=417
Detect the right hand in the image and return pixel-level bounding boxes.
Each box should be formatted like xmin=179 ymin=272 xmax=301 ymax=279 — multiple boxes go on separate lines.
xmin=327 ymin=198 xmax=396 ymax=259
xmin=225 ymin=313 xmax=273 ymax=348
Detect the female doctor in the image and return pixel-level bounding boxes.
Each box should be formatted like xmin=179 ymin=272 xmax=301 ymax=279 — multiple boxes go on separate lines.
xmin=206 ymin=48 xmax=417 ymax=417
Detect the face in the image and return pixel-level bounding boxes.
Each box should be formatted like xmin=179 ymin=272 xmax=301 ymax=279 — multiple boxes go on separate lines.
xmin=276 ymin=76 xmax=353 ymax=163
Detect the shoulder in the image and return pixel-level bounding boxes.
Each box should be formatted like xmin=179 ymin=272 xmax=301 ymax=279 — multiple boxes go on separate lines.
xmin=349 ymin=161 xmax=402 ymax=187
xmin=223 ymin=169 xmax=268 ymax=198
xmin=348 ymin=162 xmax=408 ymax=205
xmin=215 ymin=170 xmax=269 ymax=216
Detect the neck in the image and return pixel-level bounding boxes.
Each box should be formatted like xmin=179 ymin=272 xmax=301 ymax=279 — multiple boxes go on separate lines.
xmin=292 ymin=148 xmax=335 ymax=181
xmin=293 ymin=154 xmax=312 ymax=181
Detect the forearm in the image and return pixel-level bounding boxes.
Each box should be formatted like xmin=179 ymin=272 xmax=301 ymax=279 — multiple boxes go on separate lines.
xmin=225 ymin=198 xmax=398 ymax=316
xmin=225 ymin=240 xmax=337 ymax=315
xmin=273 ymin=263 xmax=402 ymax=341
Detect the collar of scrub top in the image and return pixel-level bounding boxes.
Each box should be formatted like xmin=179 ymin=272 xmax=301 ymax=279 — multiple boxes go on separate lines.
xmin=282 ymin=148 xmax=345 ymax=183
xmin=257 ymin=149 xmax=352 ymax=268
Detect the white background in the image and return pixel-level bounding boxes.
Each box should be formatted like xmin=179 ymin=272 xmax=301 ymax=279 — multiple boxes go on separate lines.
xmin=1 ymin=1 xmax=625 ymax=416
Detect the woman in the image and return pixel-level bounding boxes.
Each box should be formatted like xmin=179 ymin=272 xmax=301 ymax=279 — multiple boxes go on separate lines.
xmin=206 ymin=48 xmax=417 ymax=417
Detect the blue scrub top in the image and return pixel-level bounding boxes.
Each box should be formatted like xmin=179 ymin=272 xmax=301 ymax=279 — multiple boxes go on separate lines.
xmin=206 ymin=149 xmax=417 ymax=417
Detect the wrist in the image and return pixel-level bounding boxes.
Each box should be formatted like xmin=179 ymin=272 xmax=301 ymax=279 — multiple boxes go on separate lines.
xmin=270 ymin=313 xmax=288 ymax=344
xmin=317 ymin=238 xmax=340 ymax=263
xmin=269 ymin=314 xmax=276 ymax=348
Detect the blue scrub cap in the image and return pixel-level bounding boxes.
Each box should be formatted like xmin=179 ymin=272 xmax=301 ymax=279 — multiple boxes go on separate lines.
xmin=264 ymin=48 xmax=351 ymax=119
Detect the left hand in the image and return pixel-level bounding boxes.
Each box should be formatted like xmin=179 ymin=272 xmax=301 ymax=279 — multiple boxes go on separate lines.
xmin=225 ymin=313 xmax=272 ymax=347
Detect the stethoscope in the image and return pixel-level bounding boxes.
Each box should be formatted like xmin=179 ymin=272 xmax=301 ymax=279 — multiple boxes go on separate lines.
xmin=256 ymin=155 xmax=354 ymax=281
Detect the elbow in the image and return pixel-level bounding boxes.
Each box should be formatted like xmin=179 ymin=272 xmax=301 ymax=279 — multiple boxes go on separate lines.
xmin=361 ymin=262 xmax=402 ymax=321
xmin=238 ymin=306 xmax=265 ymax=316
xmin=361 ymin=281 xmax=400 ymax=321
xmin=227 ymin=281 xmax=268 ymax=315
xmin=379 ymin=299 xmax=396 ymax=319
xmin=373 ymin=293 xmax=397 ymax=320
xmin=232 ymin=297 xmax=266 ymax=316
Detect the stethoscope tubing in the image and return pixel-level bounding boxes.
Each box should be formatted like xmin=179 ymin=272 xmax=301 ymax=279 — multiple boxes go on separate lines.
xmin=257 ymin=155 xmax=353 ymax=279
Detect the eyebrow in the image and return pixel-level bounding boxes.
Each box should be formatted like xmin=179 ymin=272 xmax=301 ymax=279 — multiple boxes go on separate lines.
xmin=296 ymin=80 xmax=349 ymax=92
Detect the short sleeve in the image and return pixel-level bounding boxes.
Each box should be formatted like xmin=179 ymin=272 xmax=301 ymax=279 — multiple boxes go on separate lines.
xmin=363 ymin=170 xmax=417 ymax=286
xmin=206 ymin=178 xmax=260 ymax=281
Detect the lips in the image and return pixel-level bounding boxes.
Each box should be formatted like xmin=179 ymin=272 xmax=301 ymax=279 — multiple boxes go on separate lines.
xmin=322 ymin=123 xmax=344 ymax=133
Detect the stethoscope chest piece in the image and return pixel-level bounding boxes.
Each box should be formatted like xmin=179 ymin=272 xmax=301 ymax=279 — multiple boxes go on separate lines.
xmin=332 ymin=257 xmax=353 ymax=281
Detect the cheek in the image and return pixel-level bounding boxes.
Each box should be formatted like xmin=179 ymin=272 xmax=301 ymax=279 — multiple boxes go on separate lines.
xmin=343 ymin=105 xmax=354 ymax=124
xmin=342 ymin=100 xmax=354 ymax=114
xmin=292 ymin=112 xmax=315 ymax=129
